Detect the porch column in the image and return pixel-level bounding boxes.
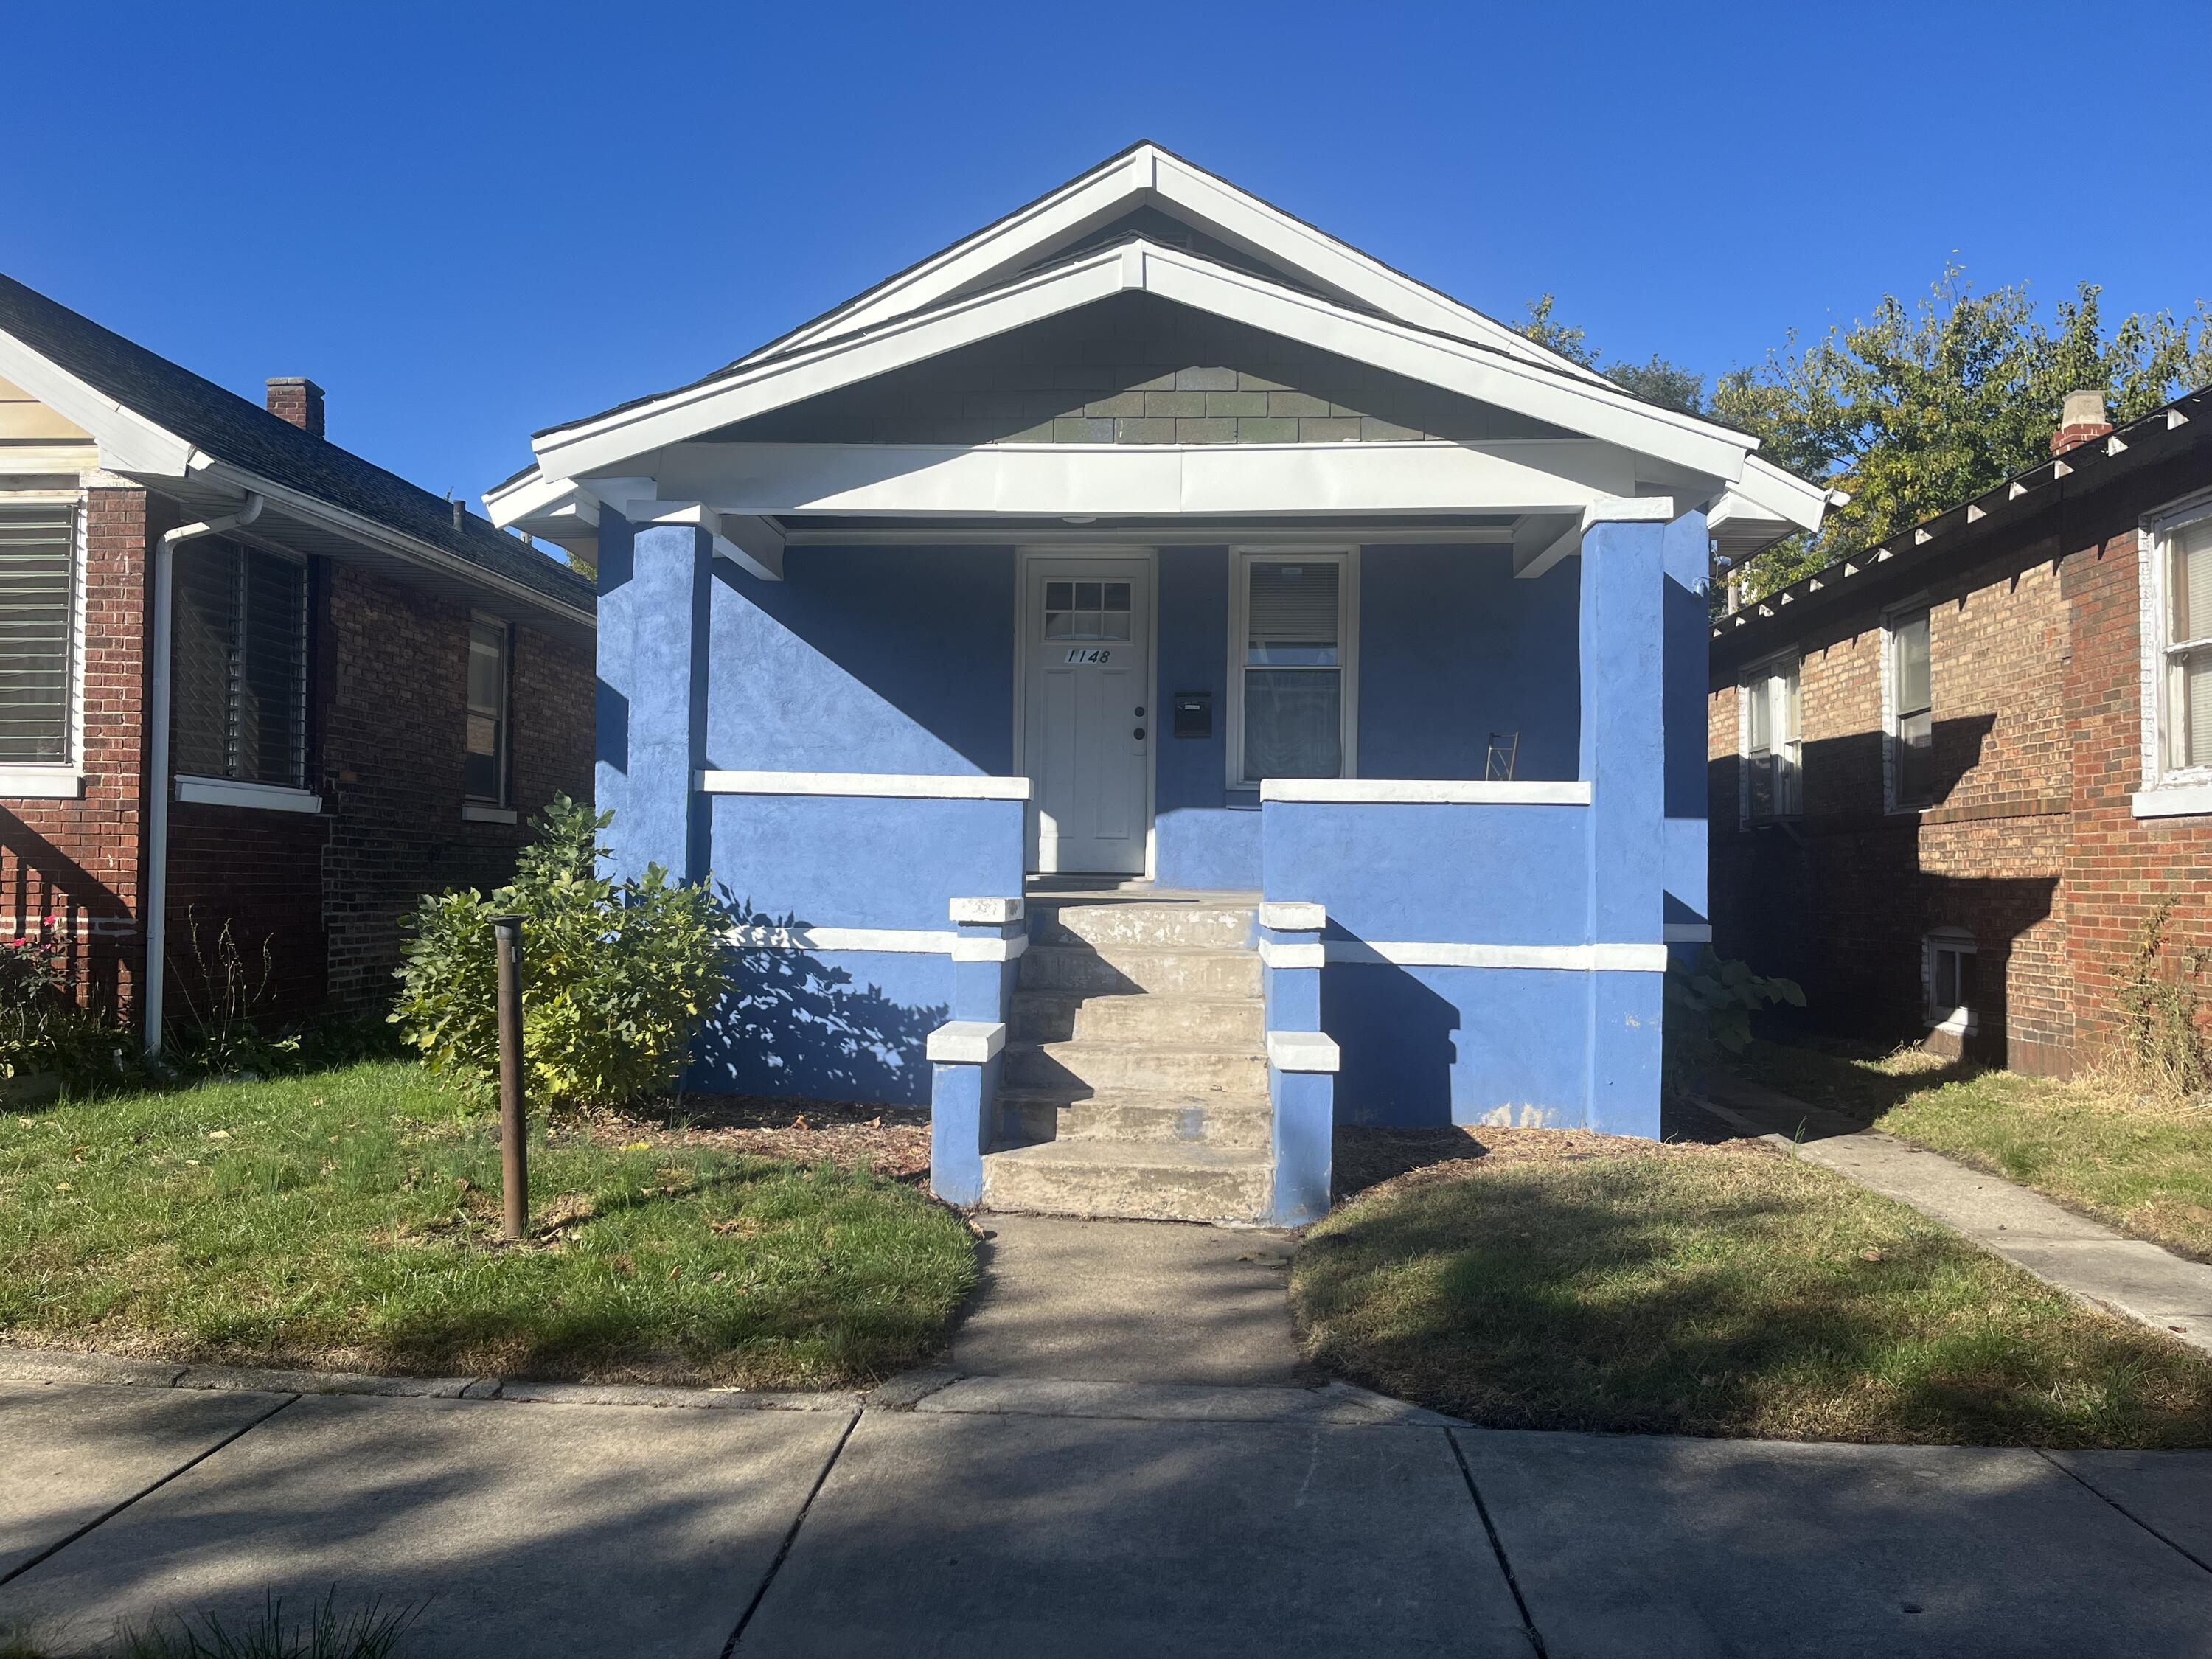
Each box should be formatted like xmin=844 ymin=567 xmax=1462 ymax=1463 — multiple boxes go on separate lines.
xmin=595 ymin=508 xmax=711 ymax=883
xmin=1579 ymin=506 xmax=1669 ymax=1137
xmin=928 ymin=897 xmax=1026 ymax=1206
xmin=1260 ymin=902 xmax=1335 ymax=1225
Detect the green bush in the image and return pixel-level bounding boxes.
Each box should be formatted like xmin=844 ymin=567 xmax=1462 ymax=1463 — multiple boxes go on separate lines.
xmin=0 ymin=928 xmax=143 ymax=1096
xmin=1664 ymin=946 xmax=1805 ymax=1091
xmin=391 ymin=796 xmax=733 ymax=1111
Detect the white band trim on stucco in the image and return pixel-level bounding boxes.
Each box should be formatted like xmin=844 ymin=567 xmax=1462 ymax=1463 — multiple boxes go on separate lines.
xmin=1258 ymin=901 xmax=1326 ymax=932
xmin=173 ymin=775 xmax=324 ymax=814
xmin=698 ymin=770 xmax=1032 ymax=801
xmin=1265 ymin=938 xmax=1671 ymax=973
xmin=1256 ymin=779 xmax=1592 ymax=805
xmin=950 ymin=897 xmax=1026 ymax=924
xmin=726 ymin=923 xmax=1026 ymax=961
xmin=2133 ymin=783 xmax=2212 ymax=819
xmin=1267 ymin=1031 xmax=1341 ymax=1074
xmin=926 ymin=1020 xmax=1006 ymax=1065
xmin=1662 ymin=922 xmax=1713 ymax=944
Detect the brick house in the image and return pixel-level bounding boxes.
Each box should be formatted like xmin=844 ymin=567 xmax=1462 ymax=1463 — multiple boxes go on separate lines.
xmin=0 ymin=274 xmax=594 ymax=1049
xmin=1707 ymin=384 xmax=2212 ymax=1078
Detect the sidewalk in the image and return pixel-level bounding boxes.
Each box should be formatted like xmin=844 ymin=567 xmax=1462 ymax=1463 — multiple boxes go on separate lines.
xmin=2 ymin=1217 xmax=2210 ymax=1657
xmin=1698 ymin=1074 xmax=2212 ymax=1357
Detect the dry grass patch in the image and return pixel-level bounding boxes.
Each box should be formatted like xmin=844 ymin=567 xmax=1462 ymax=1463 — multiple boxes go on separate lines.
xmin=1294 ymin=1129 xmax=2212 ymax=1446
xmin=1737 ymin=1039 xmax=2212 ymax=1262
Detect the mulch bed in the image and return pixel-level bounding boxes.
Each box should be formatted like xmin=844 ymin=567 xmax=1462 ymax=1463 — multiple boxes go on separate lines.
xmin=577 ymin=1094 xmax=933 ymax=1181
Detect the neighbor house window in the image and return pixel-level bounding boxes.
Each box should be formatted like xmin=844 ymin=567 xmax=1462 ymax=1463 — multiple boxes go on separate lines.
xmin=1924 ymin=928 xmax=1977 ymax=1033
xmin=173 ymin=540 xmax=308 ymax=788
xmin=1888 ymin=609 xmax=1933 ymax=809
xmin=1231 ymin=550 xmax=1357 ymax=785
xmin=465 ymin=617 xmax=511 ymax=805
xmin=2160 ymin=516 xmax=2212 ymax=773
xmin=1742 ymin=657 xmax=1801 ymax=822
xmin=0 ymin=502 xmax=77 ymax=766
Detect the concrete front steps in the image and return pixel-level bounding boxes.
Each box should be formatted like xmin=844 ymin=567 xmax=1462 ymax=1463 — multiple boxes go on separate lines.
xmin=981 ymin=894 xmax=1273 ymax=1223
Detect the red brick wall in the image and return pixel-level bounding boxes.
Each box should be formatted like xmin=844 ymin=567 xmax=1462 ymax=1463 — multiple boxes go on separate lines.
xmin=0 ymin=487 xmax=159 ymax=1015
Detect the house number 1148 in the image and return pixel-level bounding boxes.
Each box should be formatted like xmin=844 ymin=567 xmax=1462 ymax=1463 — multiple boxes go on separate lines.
xmin=1065 ymin=647 xmax=1113 ymax=664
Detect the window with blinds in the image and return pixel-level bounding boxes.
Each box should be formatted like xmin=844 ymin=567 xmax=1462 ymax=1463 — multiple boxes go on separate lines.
xmin=1242 ymin=557 xmax=1346 ymax=782
xmin=173 ymin=540 xmax=308 ymax=788
xmin=0 ymin=503 xmax=76 ymax=765
xmin=466 ymin=619 xmax=511 ymax=805
xmin=2168 ymin=520 xmax=2212 ymax=772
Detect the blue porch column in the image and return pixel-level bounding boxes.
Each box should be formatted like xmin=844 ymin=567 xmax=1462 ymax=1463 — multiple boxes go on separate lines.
xmin=596 ymin=508 xmax=712 ymax=883
xmin=1579 ymin=507 xmax=1669 ymax=1137
xmin=928 ymin=897 xmax=1025 ymax=1206
xmin=1260 ymin=902 xmax=1336 ymax=1225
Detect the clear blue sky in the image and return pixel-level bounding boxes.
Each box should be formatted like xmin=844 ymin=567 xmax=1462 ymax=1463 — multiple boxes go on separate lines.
xmin=5 ymin=0 xmax=2207 ymax=504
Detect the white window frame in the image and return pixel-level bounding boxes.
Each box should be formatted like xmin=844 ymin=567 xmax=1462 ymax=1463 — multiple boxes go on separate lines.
xmin=2135 ymin=490 xmax=2212 ymax=819
xmin=0 ymin=492 xmax=87 ymax=798
xmin=1737 ymin=652 xmax=1801 ymax=825
xmin=1882 ymin=599 xmax=1933 ymax=815
xmin=1226 ymin=545 xmax=1360 ymax=790
xmin=1923 ymin=927 xmax=1978 ymax=1035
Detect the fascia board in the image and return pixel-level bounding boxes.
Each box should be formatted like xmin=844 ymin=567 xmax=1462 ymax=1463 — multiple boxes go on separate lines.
xmin=1731 ymin=453 xmax=1830 ymax=532
xmin=484 ymin=467 xmax=596 ymax=532
xmin=535 ymin=248 xmax=1130 ymax=477
xmin=540 ymin=240 xmax=1756 ymax=487
xmin=0 ymin=327 xmax=198 ymax=478
xmin=649 ymin=438 xmax=1634 ymax=520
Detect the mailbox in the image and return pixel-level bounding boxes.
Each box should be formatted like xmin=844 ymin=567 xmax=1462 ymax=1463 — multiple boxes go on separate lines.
xmin=1172 ymin=692 xmax=1212 ymax=740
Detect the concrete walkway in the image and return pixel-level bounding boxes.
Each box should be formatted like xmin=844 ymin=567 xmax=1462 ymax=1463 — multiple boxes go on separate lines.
xmin=3 ymin=1216 xmax=2211 ymax=1656
xmin=1699 ymin=1076 xmax=2212 ymax=1356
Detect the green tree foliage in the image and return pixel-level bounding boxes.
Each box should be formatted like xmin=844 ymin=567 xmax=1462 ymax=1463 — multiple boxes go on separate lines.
xmin=392 ymin=796 xmax=733 ymax=1110
xmin=1517 ymin=295 xmax=1706 ymax=414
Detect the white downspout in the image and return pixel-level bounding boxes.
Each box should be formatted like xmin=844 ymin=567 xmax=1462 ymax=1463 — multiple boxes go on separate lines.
xmin=145 ymin=492 xmax=264 ymax=1057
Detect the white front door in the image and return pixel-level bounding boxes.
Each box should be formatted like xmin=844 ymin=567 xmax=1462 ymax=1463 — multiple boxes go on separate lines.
xmin=1022 ymin=554 xmax=1152 ymax=875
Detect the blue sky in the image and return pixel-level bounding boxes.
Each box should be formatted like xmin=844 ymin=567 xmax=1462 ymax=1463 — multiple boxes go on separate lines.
xmin=4 ymin=1 xmax=2207 ymax=504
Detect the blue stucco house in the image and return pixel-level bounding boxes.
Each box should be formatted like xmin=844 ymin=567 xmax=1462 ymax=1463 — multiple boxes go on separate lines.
xmin=489 ymin=143 xmax=1830 ymax=1225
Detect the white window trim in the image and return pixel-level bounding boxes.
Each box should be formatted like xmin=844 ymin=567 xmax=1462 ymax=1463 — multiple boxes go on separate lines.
xmin=1881 ymin=598 xmax=1932 ymax=815
xmin=1226 ymin=545 xmax=1360 ymax=790
xmin=462 ymin=803 xmax=518 ymax=824
xmin=2135 ymin=491 xmax=2212 ymax=818
xmin=1736 ymin=650 xmax=1801 ymax=827
xmin=173 ymin=774 xmax=324 ymax=814
xmin=1922 ymin=928 xmax=1978 ymax=1035
xmin=0 ymin=492 xmax=86 ymax=781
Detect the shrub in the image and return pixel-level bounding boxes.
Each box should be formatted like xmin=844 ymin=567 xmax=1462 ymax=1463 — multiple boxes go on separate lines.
xmin=2115 ymin=900 xmax=2210 ymax=1102
xmin=0 ymin=927 xmax=142 ymax=1096
xmin=1664 ymin=947 xmax=1805 ymax=1091
xmin=390 ymin=796 xmax=733 ymax=1110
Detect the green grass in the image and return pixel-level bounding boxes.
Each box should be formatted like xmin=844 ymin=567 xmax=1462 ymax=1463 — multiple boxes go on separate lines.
xmin=1734 ymin=1039 xmax=2212 ymax=1263
xmin=1292 ymin=1141 xmax=2212 ymax=1446
xmin=0 ymin=1062 xmax=975 ymax=1389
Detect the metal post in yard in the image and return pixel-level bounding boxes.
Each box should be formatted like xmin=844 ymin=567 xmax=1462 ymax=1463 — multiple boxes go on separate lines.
xmin=493 ymin=914 xmax=529 ymax=1240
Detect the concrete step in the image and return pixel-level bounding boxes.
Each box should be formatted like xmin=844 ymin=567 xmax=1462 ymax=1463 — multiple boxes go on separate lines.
xmin=1017 ymin=944 xmax=1262 ymax=998
xmin=1029 ymin=900 xmax=1256 ymax=952
xmin=1009 ymin=990 xmax=1264 ymax=1046
xmin=998 ymin=1088 xmax=1273 ymax=1149
xmin=980 ymin=1139 xmax=1273 ymax=1222
xmin=1004 ymin=1038 xmax=1267 ymax=1097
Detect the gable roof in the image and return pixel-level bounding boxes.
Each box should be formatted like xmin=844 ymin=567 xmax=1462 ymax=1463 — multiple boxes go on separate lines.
xmin=0 ymin=273 xmax=593 ymax=622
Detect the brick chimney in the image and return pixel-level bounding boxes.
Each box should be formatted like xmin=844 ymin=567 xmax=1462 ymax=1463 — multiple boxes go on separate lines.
xmin=2051 ymin=389 xmax=2111 ymax=456
xmin=265 ymin=377 xmax=325 ymax=439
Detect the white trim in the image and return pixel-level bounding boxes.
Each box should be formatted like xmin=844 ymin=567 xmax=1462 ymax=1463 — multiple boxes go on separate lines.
xmin=1258 ymin=901 xmax=1326 ymax=932
xmin=698 ymin=768 xmax=1032 ymax=800
xmin=1256 ymin=939 xmax=1327 ymax=970
xmin=0 ymin=765 xmax=85 ymax=799
xmin=926 ymin=1020 xmax=1007 ymax=1065
xmin=462 ymin=803 xmax=519 ymax=824
xmin=1582 ymin=494 xmax=1675 ymax=525
xmin=173 ymin=775 xmax=323 ymax=814
xmin=1267 ymin=1030 xmax=1340 ymax=1074
xmin=1258 ymin=778 xmax=1589 ymax=805
xmin=1662 ymin=922 xmax=1713 ymax=944
xmin=1228 ymin=546 xmax=1360 ymax=790
xmin=2140 ymin=495 xmax=2212 ymax=795
xmin=2133 ymin=782 xmax=2212 ymax=819
xmin=1274 ymin=939 xmax=1670 ymax=972
xmin=950 ymin=897 xmax=1025 ymax=924
xmin=726 ymin=923 xmax=1026 ymax=962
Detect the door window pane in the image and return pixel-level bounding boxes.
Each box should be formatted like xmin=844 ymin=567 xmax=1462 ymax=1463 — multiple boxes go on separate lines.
xmin=1043 ymin=577 xmax=1131 ymax=640
xmin=0 ymin=504 xmax=74 ymax=764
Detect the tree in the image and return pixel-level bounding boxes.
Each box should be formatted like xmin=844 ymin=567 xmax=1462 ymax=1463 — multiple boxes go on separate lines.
xmin=1517 ymin=295 xmax=1706 ymax=415
xmin=1712 ymin=268 xmax=2212 ymax=599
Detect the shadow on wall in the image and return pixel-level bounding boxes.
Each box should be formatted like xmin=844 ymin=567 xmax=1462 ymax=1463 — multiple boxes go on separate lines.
xmin=0 ymin=813 xmax=131 ymax=1014
xmin=690 ymin=901 xmax=947 ymax=1109
xmin=1321 ymin=947 xmax=1461 ymax=1130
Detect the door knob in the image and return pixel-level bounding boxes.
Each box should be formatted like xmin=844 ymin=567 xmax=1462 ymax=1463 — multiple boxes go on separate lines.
xmin=1133 ymin=727 xmax=1147 ymax=740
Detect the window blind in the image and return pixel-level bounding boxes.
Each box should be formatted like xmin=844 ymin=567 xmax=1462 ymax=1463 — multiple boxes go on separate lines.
xmin=0 ymin=504 xmax=74 ymax=765
xmin=171 ymin=540 xmax=307 ymax=787
xmin=1247 ymin=562 xmax=1339 ymax=665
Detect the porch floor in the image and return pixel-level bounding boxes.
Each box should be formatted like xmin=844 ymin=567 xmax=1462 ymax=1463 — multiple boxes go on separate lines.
xmin=1024 ymin=875 xmax=1262 ymax=905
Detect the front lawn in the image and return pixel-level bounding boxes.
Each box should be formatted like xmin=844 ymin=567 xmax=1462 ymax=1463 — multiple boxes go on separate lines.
xmin=1293 ymin=1131 xmax=2212 ymax=1446
xmin=1734 ymin=1039 xmax=2212 ymax=1263
xmin=0 ymin=1062 xmax=975 ymax=1389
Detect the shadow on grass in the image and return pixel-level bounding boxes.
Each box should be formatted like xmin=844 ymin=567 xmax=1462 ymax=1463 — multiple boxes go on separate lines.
xmin=1725 ymin=1036 xmax=1983 ymax=1133
xmin=1294 ymin=1153 xmax=2212 ymax=1448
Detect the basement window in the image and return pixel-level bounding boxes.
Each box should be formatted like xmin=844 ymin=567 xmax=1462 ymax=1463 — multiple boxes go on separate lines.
xmin=1924 ymin=928 xmax=1978 ymax=1034
xmin=1742 ymin=657 xmax=1801 ymax=822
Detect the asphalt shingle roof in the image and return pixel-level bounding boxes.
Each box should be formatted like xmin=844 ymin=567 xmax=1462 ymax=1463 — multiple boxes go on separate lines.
xmin=0 ymin=273 xmax=592 ymax=613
